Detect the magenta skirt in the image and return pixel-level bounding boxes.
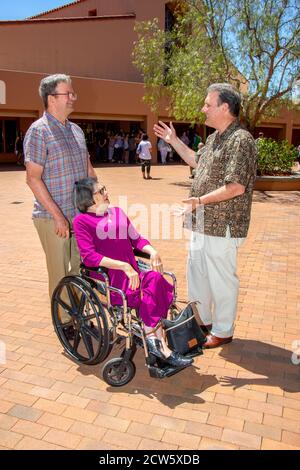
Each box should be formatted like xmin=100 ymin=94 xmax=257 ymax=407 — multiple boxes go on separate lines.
xmin=111 ymin=271 xmax=174 ymax=327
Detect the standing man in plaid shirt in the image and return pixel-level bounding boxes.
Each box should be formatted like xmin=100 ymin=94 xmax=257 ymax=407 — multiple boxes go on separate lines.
xmin=24 ymin=74 xmax=98 ymax=307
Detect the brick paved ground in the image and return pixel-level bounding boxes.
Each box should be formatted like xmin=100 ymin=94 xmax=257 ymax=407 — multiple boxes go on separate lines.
xmin=0 ymin=164 xmax=299 ymax=450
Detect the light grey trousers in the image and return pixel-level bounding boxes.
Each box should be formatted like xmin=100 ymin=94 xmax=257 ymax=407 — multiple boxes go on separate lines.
xmin=187 ymin=227 xmax=245 ymax=338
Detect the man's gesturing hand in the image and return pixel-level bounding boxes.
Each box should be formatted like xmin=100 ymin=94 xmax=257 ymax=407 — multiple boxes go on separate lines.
xmin=153 ymin=121 xmax=176 ymax=145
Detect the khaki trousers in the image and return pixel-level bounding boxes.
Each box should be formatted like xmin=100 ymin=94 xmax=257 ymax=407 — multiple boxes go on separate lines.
xmin=187 ymin=227 xmax=245 ymax=338
xmin=34 ymin=218 xmax=81 ymax=322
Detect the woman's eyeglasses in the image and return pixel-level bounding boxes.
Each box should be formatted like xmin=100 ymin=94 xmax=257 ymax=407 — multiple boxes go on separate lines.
xmin=93 ymin=186 xmax=107 ymax=196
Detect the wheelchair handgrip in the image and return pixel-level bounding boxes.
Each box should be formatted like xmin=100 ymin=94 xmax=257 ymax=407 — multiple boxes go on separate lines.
xmin=133 ymin=248 xmax=150 ymax=259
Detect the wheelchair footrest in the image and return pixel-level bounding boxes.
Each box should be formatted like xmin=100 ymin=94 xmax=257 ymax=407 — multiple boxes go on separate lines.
xmin=148 ymin=364 xmax=189 ymax=379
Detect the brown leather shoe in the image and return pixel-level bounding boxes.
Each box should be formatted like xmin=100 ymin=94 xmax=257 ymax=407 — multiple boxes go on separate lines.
xmin=203 ymin=334 xmax=232 ymax=349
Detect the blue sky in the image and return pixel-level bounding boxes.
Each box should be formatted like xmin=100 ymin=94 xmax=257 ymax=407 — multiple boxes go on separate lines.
xmin=0 ymin=0 xmax=73 ymax=20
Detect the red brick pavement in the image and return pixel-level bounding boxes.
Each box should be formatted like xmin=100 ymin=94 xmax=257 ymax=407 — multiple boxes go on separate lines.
xmin=0 ymin=165 xmax=299 ymax=450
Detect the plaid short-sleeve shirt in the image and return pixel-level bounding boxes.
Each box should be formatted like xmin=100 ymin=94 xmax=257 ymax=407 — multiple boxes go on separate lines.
xmin=189 ymin=121 xmax=257 ymax=238
xmin=24 ymin=112 xmax=89 ymax=220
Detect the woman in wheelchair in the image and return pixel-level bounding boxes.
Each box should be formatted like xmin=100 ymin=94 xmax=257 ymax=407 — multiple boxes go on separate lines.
xmin=73 ymin=177 xmax=192 ymax=369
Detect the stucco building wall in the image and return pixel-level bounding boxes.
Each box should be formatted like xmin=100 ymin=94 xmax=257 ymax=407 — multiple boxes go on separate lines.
xmin=0 ymin=0 xmax=299 ymax=163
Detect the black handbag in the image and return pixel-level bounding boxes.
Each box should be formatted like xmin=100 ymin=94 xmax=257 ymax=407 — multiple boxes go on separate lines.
xmin=162 ymin=303 xmax=206 ymax=356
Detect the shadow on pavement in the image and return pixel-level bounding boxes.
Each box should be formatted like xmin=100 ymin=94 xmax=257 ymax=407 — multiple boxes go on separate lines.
xmin=218 ymin=339 xmax=300 ymax=393
xmin=74 ymin=337 xmax=299 ymax=409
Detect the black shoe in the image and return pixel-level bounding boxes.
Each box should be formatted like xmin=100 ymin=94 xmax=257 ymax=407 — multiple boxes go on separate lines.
xmin=145 ymin=337 xmax=165 ymax=360
xmin=163 ymin=351 xmax=193 ymax=368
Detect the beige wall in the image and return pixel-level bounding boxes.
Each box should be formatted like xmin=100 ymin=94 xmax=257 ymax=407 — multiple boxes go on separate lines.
xmin=0 ymin=17 xmax=142 ymax=82
xmin=0 ymin=0 xmax=168 ymax=83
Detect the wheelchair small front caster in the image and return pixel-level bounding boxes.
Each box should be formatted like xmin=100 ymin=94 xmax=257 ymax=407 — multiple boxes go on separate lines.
xmin=102 ymin=357 xmax=136 ymax=387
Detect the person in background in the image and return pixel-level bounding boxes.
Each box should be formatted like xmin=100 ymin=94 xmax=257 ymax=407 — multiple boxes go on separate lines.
xmin=108 ymin=132 xmax=116 ymax=163
xmin=137 ymin=134 xmax=152 ymax=180
xmin=180 ymin=131 xmax=190 ymax=147
xmin=128 ymin=133 xmax=137 ymax=164
xmin=158 ymin=137 xmax=170 ymax=164
xmin=114 ymin=132 xmax=124 ymax=163
xmin=124 ymin=133 xmax=129 ymax=164
xmin=189 ymin=131 xmax=202 ymax=178
xmin=256 ymin=131 xmax=264 ymax=142
xmin=15 ymin=130 xmax=24 ymax=166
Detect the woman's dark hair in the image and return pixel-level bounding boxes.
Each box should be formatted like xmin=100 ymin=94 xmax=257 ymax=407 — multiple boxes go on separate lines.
xmin=142 ymin=134 xmax=149 ymax=140
xmin=74 ymin=177 xmax=97 ymax=213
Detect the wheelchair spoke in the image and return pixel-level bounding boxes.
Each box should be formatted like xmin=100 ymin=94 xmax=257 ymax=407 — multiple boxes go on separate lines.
xmin=73 ymin=330 xmax=81 ymax=352
xmin=56 ymin=297 xmax=72 ymax=315
xmin=57 ymin=320 xmax=73 ymax=329
xmin=81 ymin=329 xmax=94 ymax=359
xmin=82 ymin=313 xmax=97 ymax=322
xmin=77 ymin=292 xmax=86 ymax=316
xmin=66 ymin=284 xmax=78 ymax=312
xmin=83 ymin=324 xmax=99 ymax=341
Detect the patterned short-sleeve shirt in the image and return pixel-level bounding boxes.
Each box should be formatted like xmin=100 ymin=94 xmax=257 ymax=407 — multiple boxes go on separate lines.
xmin=24 ymin=112 xmax=89 ymax=220
xmin=190 ymin=121 xmax=257 ymax=238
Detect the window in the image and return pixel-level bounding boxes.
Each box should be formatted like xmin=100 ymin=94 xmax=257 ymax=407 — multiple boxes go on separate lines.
xmin=88 ymin=9 xmax=97 ymax=17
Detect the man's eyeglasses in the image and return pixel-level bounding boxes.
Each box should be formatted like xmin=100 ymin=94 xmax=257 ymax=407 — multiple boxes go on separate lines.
xmin=50 ymin=92 xmax=78 ymax=100
xmin=93 ymin=186 xmax=107 ymax=196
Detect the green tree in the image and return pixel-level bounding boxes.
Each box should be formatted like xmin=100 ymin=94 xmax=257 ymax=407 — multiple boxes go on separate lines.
xmin=133 ymin=0 xmax=300 ymax=132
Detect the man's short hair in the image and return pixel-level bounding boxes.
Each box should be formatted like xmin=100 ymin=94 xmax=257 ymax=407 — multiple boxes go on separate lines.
xmin=39 ymin=74 xmax=71 ymax=109
xmin=142 ymin=134 xmax=149 ymax=140
xmin=207 ymin=83 xmax=241 ymax=117
xmin=74 ymin=177 xmax=97 ymax=213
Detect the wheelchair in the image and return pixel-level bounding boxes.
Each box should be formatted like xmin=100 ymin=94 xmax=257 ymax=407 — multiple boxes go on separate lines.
xmin=51 ymin=249 xmax=202 ymax=387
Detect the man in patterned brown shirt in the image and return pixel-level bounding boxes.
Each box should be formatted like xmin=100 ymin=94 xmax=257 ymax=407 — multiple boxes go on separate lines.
xmin=154 ymin=83 xmax=257 ymax=348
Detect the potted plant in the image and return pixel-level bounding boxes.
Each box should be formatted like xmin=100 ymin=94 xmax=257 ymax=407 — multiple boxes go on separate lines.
xmin=254 ymin=138 xmax=300 ymax=191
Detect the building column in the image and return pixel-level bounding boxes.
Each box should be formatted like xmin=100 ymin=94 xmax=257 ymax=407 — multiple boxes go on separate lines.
xmin=285 ymin=118 xmax=293 ymax=144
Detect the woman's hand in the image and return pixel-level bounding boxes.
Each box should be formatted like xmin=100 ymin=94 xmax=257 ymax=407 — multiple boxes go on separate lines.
xmin=150 ymin=251 xmax=164 ymax=274
xmin=123 ymin=263 xmax=140 ymax=290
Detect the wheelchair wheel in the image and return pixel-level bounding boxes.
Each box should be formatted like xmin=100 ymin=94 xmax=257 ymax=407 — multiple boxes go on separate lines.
xmin=102 ymin=358 xmax=136 ymax=387
xmin=51 ymin=276 xmax=111 ymax=365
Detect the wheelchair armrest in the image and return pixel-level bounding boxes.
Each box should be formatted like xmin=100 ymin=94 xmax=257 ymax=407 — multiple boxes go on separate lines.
xmin=133 ymin=248 xmax=150 ymax=259
xmin=80 ymin=263 xmax=108 ymax=275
